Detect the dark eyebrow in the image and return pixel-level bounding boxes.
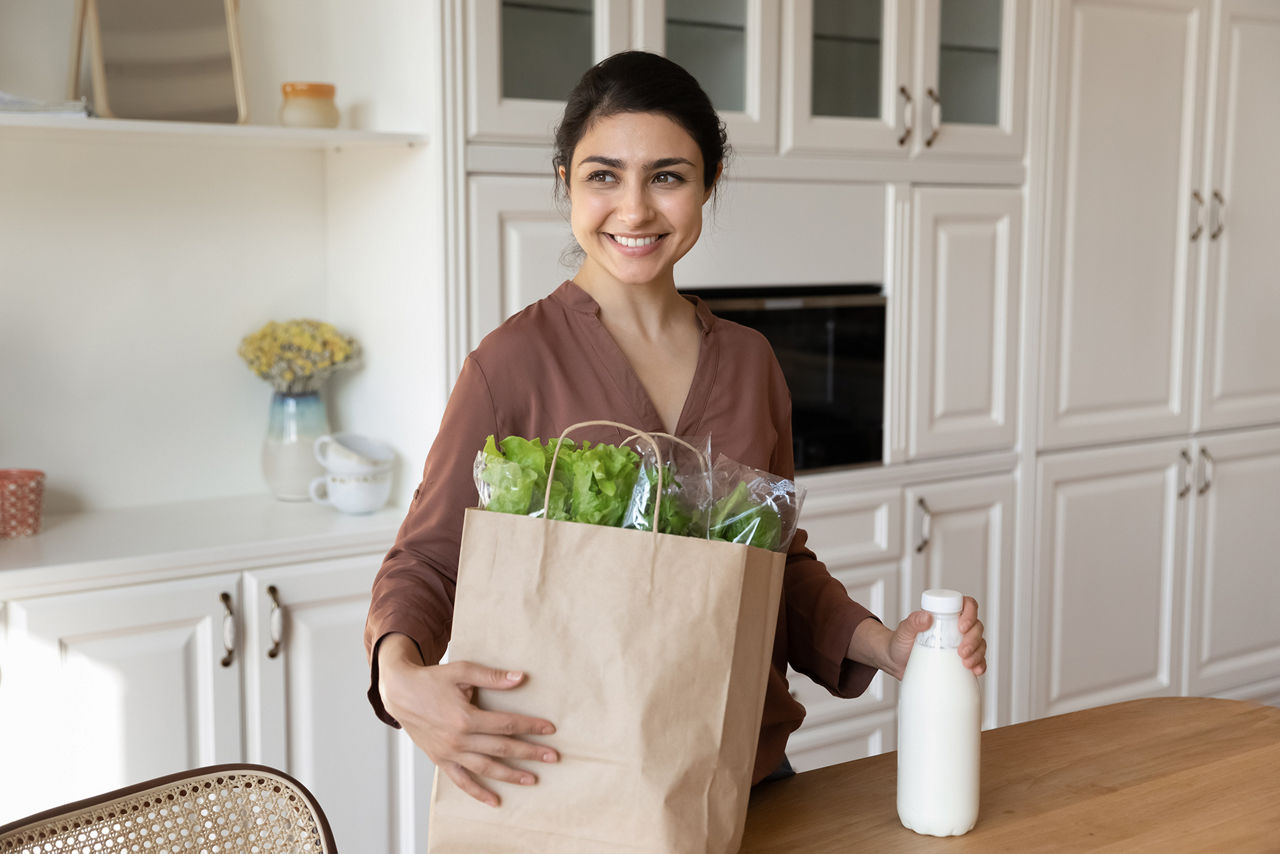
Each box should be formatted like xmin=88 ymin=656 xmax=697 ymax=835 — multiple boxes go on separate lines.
xmin=578 ymin=155 xmax=697 ymax=171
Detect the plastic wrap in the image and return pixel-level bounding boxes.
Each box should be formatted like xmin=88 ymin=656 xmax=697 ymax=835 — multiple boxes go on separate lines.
xmin=707 ymin=455 xmax=806 ymax=552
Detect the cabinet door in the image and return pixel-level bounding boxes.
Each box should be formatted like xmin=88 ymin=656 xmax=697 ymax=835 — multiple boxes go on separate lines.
xmin=1039 ymin=0 xmax=1210 ymax=449
xmin=782 ymin=0 xmax=915 ymax=155
xmin=1034 ymin=441 xmax=1191 ymax=717
xmin=907 ymin=186 xmax=1021 ymax=459
xmin=0 ymin=574 xmax=243 ymax=823
xmin=784 ymin=482 xmax=901 ymax=771
xmin=912 ymin=0 xmax=1028 ymax=158
xmin=467 ymin=0 xmax=630 ymax=142
xmin=467 ymin=175 xmax=576 ymax=351
xmin=1183 ymin=429 xmax=1280 ymax=698
xmin=905 ymin=472 xmax=1015 ymax=729
xmin=1195 ymin=0 xmax=1280 ymax=431
xmin=245 ymin=556 xmax=413 ymax=854
xmin=633 ymin=0 xmax=781 ymax=152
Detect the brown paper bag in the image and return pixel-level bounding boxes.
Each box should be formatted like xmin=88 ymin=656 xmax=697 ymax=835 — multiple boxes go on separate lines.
xmin=427 ymin=424 xmax=785 ymax=853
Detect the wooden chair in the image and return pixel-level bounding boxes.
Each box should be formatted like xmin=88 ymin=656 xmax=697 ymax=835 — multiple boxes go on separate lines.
xmin=0 ymin=764 xmax=336 ymax=853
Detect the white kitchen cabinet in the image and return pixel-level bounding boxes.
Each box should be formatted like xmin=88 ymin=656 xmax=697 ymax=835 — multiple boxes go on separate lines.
xmin=1033 ymin=440 xmax=1191 ymax=717
xmin=0 ymin=574 xmax=244 ymax=822
xmin=243 ymin=557 xmax=404 ymax=854
xmin=0 ymin=540 xmax=419 ymax=853
xmin=1193 ymin=0 xmax=1280 ymax=433
xmin=904 ymin=471 xmax=1016 ymax=728
xmin=467 ymin=0 xmax=779 ymax=148
xmin=785 ymin=480 xmax=902 ymax=771
xmin=904 ymin=186 xmax=1021 ymax=461
xmin=1182 ymin=428 xmax=1280 ymax=699
xmin=781 ymin=0 xmax=1028 ymax=158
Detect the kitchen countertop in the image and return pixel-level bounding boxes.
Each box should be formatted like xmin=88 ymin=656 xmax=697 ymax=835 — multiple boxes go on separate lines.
xmin=741 ymin=697 xmax=1280 ymax=851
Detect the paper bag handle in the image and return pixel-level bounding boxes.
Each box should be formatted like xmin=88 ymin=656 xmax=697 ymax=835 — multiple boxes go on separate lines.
xmin=545 ymin=420 xmax=664 ymax=532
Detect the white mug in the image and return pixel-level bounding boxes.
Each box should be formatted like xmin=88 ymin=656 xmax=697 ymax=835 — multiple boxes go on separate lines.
xmin=309 ymin=468 xmax=392 ymax=514
xmin=314 ymin=432 xmax=396 ymax=474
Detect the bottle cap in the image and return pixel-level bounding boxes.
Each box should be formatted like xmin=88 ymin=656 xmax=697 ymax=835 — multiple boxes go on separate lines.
xmin=921 ymin=588 xmax=963 ymax=614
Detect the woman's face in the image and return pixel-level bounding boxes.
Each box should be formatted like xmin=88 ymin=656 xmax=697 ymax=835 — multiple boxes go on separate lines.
xmin=560 ymin=111 xmax=718 ymax=291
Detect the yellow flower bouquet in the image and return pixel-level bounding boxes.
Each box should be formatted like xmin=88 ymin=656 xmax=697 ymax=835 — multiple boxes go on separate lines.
xmin=238 ymin=319 xmax=361 ymax=394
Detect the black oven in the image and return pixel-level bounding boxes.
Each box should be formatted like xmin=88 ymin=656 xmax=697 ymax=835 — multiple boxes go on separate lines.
xmin=684 ymin=284 xmax=885 ymax=472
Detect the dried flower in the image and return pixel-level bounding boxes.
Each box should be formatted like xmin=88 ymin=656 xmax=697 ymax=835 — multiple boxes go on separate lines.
xmin=238 ymin=319 xmax=361 ymax=394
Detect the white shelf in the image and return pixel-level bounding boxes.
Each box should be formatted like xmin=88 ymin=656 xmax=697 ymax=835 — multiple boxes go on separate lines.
xmin=0 ymin=494 xmax=404 ymax=597
xmin=0 ymin=113 xmax=427 ymax=150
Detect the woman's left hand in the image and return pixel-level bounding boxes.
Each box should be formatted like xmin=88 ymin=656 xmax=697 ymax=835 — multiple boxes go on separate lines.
xmin=883 ymin=596 xmax=987 ymax=680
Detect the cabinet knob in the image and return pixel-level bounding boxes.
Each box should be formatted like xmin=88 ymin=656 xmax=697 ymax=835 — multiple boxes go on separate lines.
xmin=220 ymin=592 xmax=236 ymax=668
xmin=267 ymin=585 xmax=284 ymax=659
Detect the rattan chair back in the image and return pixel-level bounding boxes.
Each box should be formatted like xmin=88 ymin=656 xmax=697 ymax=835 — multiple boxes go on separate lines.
xmin=0 ymin=763 xmax=337 ymax=853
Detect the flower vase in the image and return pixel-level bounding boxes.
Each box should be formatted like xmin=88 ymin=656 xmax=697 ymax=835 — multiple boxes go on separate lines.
xmin=262 ymin=391 xmax=331 ymax=501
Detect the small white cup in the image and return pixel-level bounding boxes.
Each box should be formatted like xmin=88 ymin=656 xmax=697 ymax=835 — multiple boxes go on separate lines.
xmin=309 ymin=468 xmax=392 ymax=514
xmin=314 ymin=433 xmax=396 ymax=474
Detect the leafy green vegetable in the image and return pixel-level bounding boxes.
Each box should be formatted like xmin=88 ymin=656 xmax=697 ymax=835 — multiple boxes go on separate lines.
xmin=631 ymin=464 xmax=699 ymax=537
xmin=478 ymin=434 xmax=637 ymax=525
xmin=709 ymin=481 xmax=783 ymax=551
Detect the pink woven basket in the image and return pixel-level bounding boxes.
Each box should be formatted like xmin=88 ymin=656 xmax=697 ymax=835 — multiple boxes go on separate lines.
xmin=1 ymin=470 xmax=45 ymax=539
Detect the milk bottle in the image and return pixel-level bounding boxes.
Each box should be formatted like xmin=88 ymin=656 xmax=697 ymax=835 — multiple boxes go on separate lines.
xmin=896 ymin=588 xmax=980 ymax=836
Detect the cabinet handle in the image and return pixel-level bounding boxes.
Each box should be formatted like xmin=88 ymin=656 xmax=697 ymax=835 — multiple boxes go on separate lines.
xmin=1198 ymin=447 xmax=1214 ymax=495
xmin=220 ymin=592 xmax=235 ymax=668
xmin=1210 ymin=190 xmax=1226 ymax=240
xmin=897 ymin=85 xmax=913 ymax=146
xmin=1178 ymin=449 xmax=1192 ymax=499
xmin=1190 ymin=191 xmax=1204 ymax=241
xmin=915 ymin=497 xmax=933 ymax=553
xmin=267 ymin=585 xmax=283 ymax=659
xmin=924 ymin=88 xmax=941 ymax=147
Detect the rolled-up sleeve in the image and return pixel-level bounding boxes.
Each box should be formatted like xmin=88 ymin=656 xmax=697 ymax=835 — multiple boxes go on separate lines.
xmin=364 ymin=355 xmax=499 ymax=726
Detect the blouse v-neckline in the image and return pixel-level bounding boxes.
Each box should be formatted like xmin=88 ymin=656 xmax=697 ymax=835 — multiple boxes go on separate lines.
xmin=553 ymin=280 xmax=718 ymax=436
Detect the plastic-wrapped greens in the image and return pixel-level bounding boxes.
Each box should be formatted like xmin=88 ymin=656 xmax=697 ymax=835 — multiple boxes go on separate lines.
xmin=707 ymin=455 xmax=806 ymax=552
xmin=623 ymin=434 xmax=712 ymax=537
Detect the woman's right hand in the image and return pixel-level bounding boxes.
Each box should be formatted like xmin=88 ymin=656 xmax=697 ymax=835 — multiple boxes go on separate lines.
xmin=377 ymin=633 xmax=559 ymax=807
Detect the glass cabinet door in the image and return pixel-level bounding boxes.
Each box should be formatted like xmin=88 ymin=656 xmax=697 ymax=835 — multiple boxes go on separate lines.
xmin=915 ymin=0 xmax=1028 ymax=157
xmin=631 ymin=0 xmax=780 ymax=152
xmin=468 ymin=0 xmax=629 ymax=142
xmin=783 ymin=0 xmax=914 ymax=155
xmin=501 ymin=0 xmax=594 ymax=102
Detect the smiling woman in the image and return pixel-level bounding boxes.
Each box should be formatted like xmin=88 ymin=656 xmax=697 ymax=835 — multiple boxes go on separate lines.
xmin=364 ymin=50 xmax=987 ymax=838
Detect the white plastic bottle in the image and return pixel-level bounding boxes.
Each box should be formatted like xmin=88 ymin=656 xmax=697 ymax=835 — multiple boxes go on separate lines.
xmin=896 ymin=588 xmax=981 ymax=837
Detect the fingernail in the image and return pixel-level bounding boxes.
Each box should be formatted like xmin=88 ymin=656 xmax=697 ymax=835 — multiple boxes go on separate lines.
xmin=543 ymin=752 xmax=556 ymax=762
xmin=521 ymin=775 xmax=535 ymax=785
xmin=541 ymin=724 xmax=555 ymax=735
xmin=507 ymin=671 xmax=522 ymax=681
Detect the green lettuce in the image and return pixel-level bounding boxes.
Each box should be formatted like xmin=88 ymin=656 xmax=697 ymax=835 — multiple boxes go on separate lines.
xmin=708 ymin=481 xmax=783 ymax=551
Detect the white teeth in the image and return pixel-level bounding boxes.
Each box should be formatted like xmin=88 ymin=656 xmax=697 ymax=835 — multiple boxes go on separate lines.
xmin=613 ymin=235 xmax=657 ymax=248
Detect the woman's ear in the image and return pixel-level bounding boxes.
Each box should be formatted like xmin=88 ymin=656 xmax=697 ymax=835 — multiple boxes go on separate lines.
xmin=703 ymin=161 xmax=724 ymax=203
xmin=558 ymin=165 xmax=569 ymax=196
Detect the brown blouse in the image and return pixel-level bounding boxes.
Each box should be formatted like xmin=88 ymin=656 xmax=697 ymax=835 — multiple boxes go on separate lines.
xmin=364 ymin=280 xmax=878 ymax=783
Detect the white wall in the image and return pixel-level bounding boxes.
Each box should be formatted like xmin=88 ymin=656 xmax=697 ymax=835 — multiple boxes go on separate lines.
xmin=0 ymin=0 xmax=444 ymax=513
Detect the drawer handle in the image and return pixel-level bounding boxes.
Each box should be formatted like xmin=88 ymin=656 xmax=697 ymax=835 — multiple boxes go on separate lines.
xmin=220 ymin=592 xmax=235 ymax=668
xmin=924 ymin=88 xmax=941 ymax=147
xmin=915 ymin=497 xmax=933 ymax=553
xmin=1197 ymin=447 xmax=1214 ymax=495
xmin=1210 ymin=190 xmax=1226 ymax=240
xmin=1190 ymin=191 xmax=1204 ymax=241
xmin=267 ymin=585 xmax=284 ymax=659
xmin=1178 ymin=449 xmax=1192 ymax=499
xmin=897 ymin=85 xmax=913 ymax=146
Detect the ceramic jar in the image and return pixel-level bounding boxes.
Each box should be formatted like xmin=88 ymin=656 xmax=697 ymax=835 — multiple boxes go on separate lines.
xmin=278 ymin=82 xmax=340 ymax=129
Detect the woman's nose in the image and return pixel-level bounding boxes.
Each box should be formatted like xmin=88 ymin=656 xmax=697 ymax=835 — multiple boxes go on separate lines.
xmin=616 ymin=183 xmax=653 ymax=225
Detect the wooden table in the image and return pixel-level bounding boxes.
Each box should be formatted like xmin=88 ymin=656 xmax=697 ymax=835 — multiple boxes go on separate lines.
xmin=741 ymin=697 xmax=1280 ymax=852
